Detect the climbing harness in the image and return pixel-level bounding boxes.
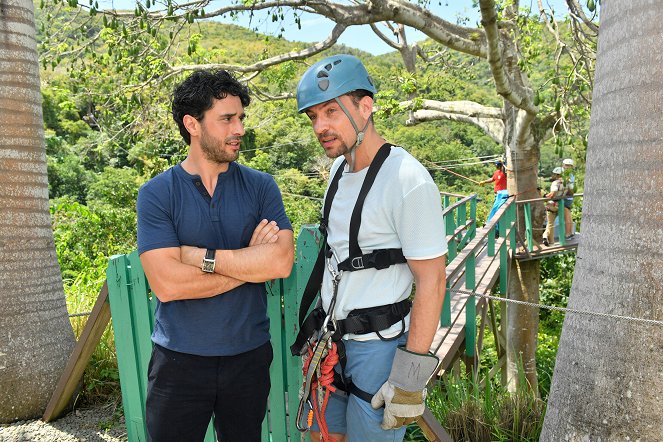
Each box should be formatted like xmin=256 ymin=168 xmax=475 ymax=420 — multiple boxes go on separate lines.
xmin=293 ymin=143 xmax=412 ymax=434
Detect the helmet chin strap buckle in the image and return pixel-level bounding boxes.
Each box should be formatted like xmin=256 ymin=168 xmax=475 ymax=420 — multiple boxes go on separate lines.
xmin=335 ymin=97 xmax=371 ymax=172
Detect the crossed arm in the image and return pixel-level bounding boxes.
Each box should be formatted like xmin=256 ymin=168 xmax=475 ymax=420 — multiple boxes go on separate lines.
xmin=405 ymin=255 xmax=447 ymax=354
xmin=140 ymin=219 xmax=294 ymax=303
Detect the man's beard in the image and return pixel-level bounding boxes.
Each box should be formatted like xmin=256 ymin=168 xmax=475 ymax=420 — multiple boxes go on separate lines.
xmin=320 ymin=132 xmax=351 ymax=159
xmin=200 ymin=128 xmax=239 ymax=164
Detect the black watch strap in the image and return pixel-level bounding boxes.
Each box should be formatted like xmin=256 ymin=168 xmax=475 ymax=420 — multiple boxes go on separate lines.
xmin=202 ymin=248 xmax=216 ymax=273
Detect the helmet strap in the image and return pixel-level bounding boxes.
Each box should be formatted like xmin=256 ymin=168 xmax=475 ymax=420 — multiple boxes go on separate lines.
xmin=335 ymin=97 xmax=371 ymax=172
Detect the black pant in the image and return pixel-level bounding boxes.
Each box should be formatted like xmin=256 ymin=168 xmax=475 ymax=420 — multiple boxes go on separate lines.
xmin=146 ymin=342 xmax=273 ymax=442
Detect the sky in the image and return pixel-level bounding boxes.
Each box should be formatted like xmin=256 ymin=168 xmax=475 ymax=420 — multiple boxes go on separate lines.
xmin=99 ymin=1 xmax=577 ymax=56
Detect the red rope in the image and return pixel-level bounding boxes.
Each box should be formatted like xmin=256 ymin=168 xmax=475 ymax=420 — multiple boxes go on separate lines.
xmin=303 ymin=341 xmax=339 ymax=442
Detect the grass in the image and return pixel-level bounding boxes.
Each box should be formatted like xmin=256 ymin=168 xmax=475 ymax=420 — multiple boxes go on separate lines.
xmin=425 ymin=370 xmax=546 ymax=442
xmin=65 ymin=272 xmax=122 ymax=406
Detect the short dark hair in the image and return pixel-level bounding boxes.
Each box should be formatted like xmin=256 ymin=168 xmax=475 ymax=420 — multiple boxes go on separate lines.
xmin=172 ymin=70 xmax=250 ymax=145
xmin=347 ymin=89 xmax=374 ymax=103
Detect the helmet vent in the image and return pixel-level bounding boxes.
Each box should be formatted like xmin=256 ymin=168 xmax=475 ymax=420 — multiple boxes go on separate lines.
xmin=318 ymin=79 xmax=330 ymax=91
xmin=317 ymin=71 xmax=329 ymax=78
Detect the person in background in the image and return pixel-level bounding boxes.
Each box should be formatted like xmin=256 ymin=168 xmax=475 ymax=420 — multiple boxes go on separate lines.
xmin=479 ymin=159 xmax=507 ymax=195
xmin=562 ymin=158 xmax=576 ymax=239
xmin=542 ymin=167 xmax=565 ymax=247
xmin=480 ymin=159 xmax=509 ymax=235
xmin=295 ymin=54 xmax=447 ymax=441
xmin=136 ymin=69 xmax=294 ymax=442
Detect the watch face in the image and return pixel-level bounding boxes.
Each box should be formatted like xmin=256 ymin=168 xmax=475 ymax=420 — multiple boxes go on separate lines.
xmin=202 ymin=258 xmax=215 ymax=273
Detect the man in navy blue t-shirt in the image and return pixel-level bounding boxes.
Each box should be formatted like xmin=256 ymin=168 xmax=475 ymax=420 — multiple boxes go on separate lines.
xmin=136 ymin=70 xmax=294 ymax=442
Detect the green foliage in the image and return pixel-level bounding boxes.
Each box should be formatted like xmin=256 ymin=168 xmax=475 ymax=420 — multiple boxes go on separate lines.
xmin=52 ymin=197 xmax=137 ymax=403
xmin=426 ymin=372 xmax=546 ymax=441
xmin=539 ymin=254 xmax=575 ymax=331
xmin=47 ymin=150 xmax=92 ymax=203
xmin=51 ymin=197 xmax=137 ymax=278
xmin=87 ymin=166 xmax=144 ymax=208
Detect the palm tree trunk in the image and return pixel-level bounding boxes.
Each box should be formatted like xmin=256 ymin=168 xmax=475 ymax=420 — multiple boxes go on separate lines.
xmin=541 ymin=0 xmax=663 ymax=438
xmin=0 ymin=0 xmax=75 ymax=422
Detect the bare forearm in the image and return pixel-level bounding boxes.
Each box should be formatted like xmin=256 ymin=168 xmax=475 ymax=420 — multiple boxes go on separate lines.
xmin=216 ymin=236 xmax=294 ymax=282
xmin=141 ymin=250 xmax=244 ymax=302
xmin=182 ymin=230 xmax=295 ymax=283
xmin=406 ymin=259 xmax=447 ymax=354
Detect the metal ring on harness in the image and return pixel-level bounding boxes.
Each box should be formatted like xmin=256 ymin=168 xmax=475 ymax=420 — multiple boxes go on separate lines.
xmin=351 ymin=256 xmax=364 ymax=270
xmin=375 ymin=317 xmax=406 ymax=342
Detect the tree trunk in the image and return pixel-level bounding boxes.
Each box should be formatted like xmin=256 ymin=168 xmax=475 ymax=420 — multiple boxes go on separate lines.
xmin=503 ymin=106 xmax=542 ymax=394
xmin=0 ymin=0 xmax=75 ymax=422
xmin=541 ymin=1 xmax=663 ymax=438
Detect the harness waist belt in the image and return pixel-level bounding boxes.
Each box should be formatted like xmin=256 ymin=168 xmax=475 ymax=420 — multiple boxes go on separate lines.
xmin=290 ymin=299 xmax=411 ymax=356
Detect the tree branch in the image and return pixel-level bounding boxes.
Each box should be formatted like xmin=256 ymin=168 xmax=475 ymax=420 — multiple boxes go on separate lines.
xmin=401 ymin=99 xmax=504 ymax=143
xmin=160 ymin=22 xmax=347 ymax=81
xmin=479 ymin=0 xmax=537 ymax=118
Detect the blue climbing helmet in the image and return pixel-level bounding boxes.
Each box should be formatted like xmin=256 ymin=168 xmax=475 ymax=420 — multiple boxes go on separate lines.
xmin=296 ymin=54 xmax=377 ymax=113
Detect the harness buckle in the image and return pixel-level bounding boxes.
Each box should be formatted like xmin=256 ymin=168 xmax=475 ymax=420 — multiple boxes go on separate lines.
xmin=351 ymin=256 xmax=364 ymax=269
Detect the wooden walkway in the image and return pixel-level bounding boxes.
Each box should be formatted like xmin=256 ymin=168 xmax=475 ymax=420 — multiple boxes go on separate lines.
xmin=431 ymin=237 xmax=501 ymax=371
xmin=514 ymin=234 xmax=580 ymax=261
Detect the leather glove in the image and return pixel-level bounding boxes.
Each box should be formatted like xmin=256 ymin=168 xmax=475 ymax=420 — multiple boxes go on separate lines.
xmin=370 ymin=346 xmax=439 ymax=430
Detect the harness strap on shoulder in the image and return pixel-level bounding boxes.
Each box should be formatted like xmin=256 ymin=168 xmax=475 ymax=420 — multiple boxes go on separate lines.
xmin=348 ymin=143 xmax=392 ymax=259
xmin=321 ymin=157 xmax=347 ymax=234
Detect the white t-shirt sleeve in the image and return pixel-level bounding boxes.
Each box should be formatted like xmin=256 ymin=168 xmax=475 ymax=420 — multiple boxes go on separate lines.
xmin=394 ymin=180 xmax=448 ymax=260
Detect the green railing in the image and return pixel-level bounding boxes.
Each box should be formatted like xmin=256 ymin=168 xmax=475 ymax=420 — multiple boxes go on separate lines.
xmin=441 ymin=192 xmax=477 ymax=327
xmin=519 ymin=193 xmax=583 ymax=251
xmin=442 ymin=197 xmax=516 ymax=362
xmin=106 ymin=192 xmax=519 ymax=442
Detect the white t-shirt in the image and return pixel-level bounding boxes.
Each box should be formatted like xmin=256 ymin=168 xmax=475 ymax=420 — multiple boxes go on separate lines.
xmin=550 ymin=179 xmax=564 ymax=199
xmin=321 ymin=146 xmax=448 ymax=340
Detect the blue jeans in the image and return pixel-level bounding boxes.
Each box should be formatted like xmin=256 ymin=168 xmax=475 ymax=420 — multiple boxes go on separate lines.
xmin=308 ymin=334 xmax=409 ymax=442
xmin=146 ymin=342 xmax=272 ymax=442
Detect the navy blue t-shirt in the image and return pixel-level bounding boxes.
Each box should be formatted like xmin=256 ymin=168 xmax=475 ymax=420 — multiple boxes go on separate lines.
xmin=136 ymin=162 xmax=292 ymax=356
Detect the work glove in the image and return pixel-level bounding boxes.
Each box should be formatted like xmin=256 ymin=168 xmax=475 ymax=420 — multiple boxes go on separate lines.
xmin=370 ymin=346 xmax=439 ymax=430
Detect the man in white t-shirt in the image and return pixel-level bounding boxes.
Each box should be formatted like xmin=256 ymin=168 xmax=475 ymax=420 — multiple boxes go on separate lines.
xmin=295 ymin=54 xmax=447 ymax=441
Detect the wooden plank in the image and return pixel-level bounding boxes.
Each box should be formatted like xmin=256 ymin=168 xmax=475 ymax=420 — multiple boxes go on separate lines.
xmin=43 ymin=282 xmax=112 ymax=422
xmin=514 ymin=234 xmax=580 ymax=261
xmin=418 ymin=407 xmax=454 ymax=442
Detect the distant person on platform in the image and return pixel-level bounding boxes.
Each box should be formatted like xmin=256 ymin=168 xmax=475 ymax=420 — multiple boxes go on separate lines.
xmin=562 ymin=158 xmax=576 ymax=239
xmin=136 ymin=69 xmax=294 ymax=442
xmin=480 ymin=159 xmax=509 ymax=235
xmin=542 ymin=167 xmax=565 ymax=247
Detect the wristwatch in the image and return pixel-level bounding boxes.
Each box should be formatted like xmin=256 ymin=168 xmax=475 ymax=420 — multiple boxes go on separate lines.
xmin=201 ymin=249 xmax=216 ymax=273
